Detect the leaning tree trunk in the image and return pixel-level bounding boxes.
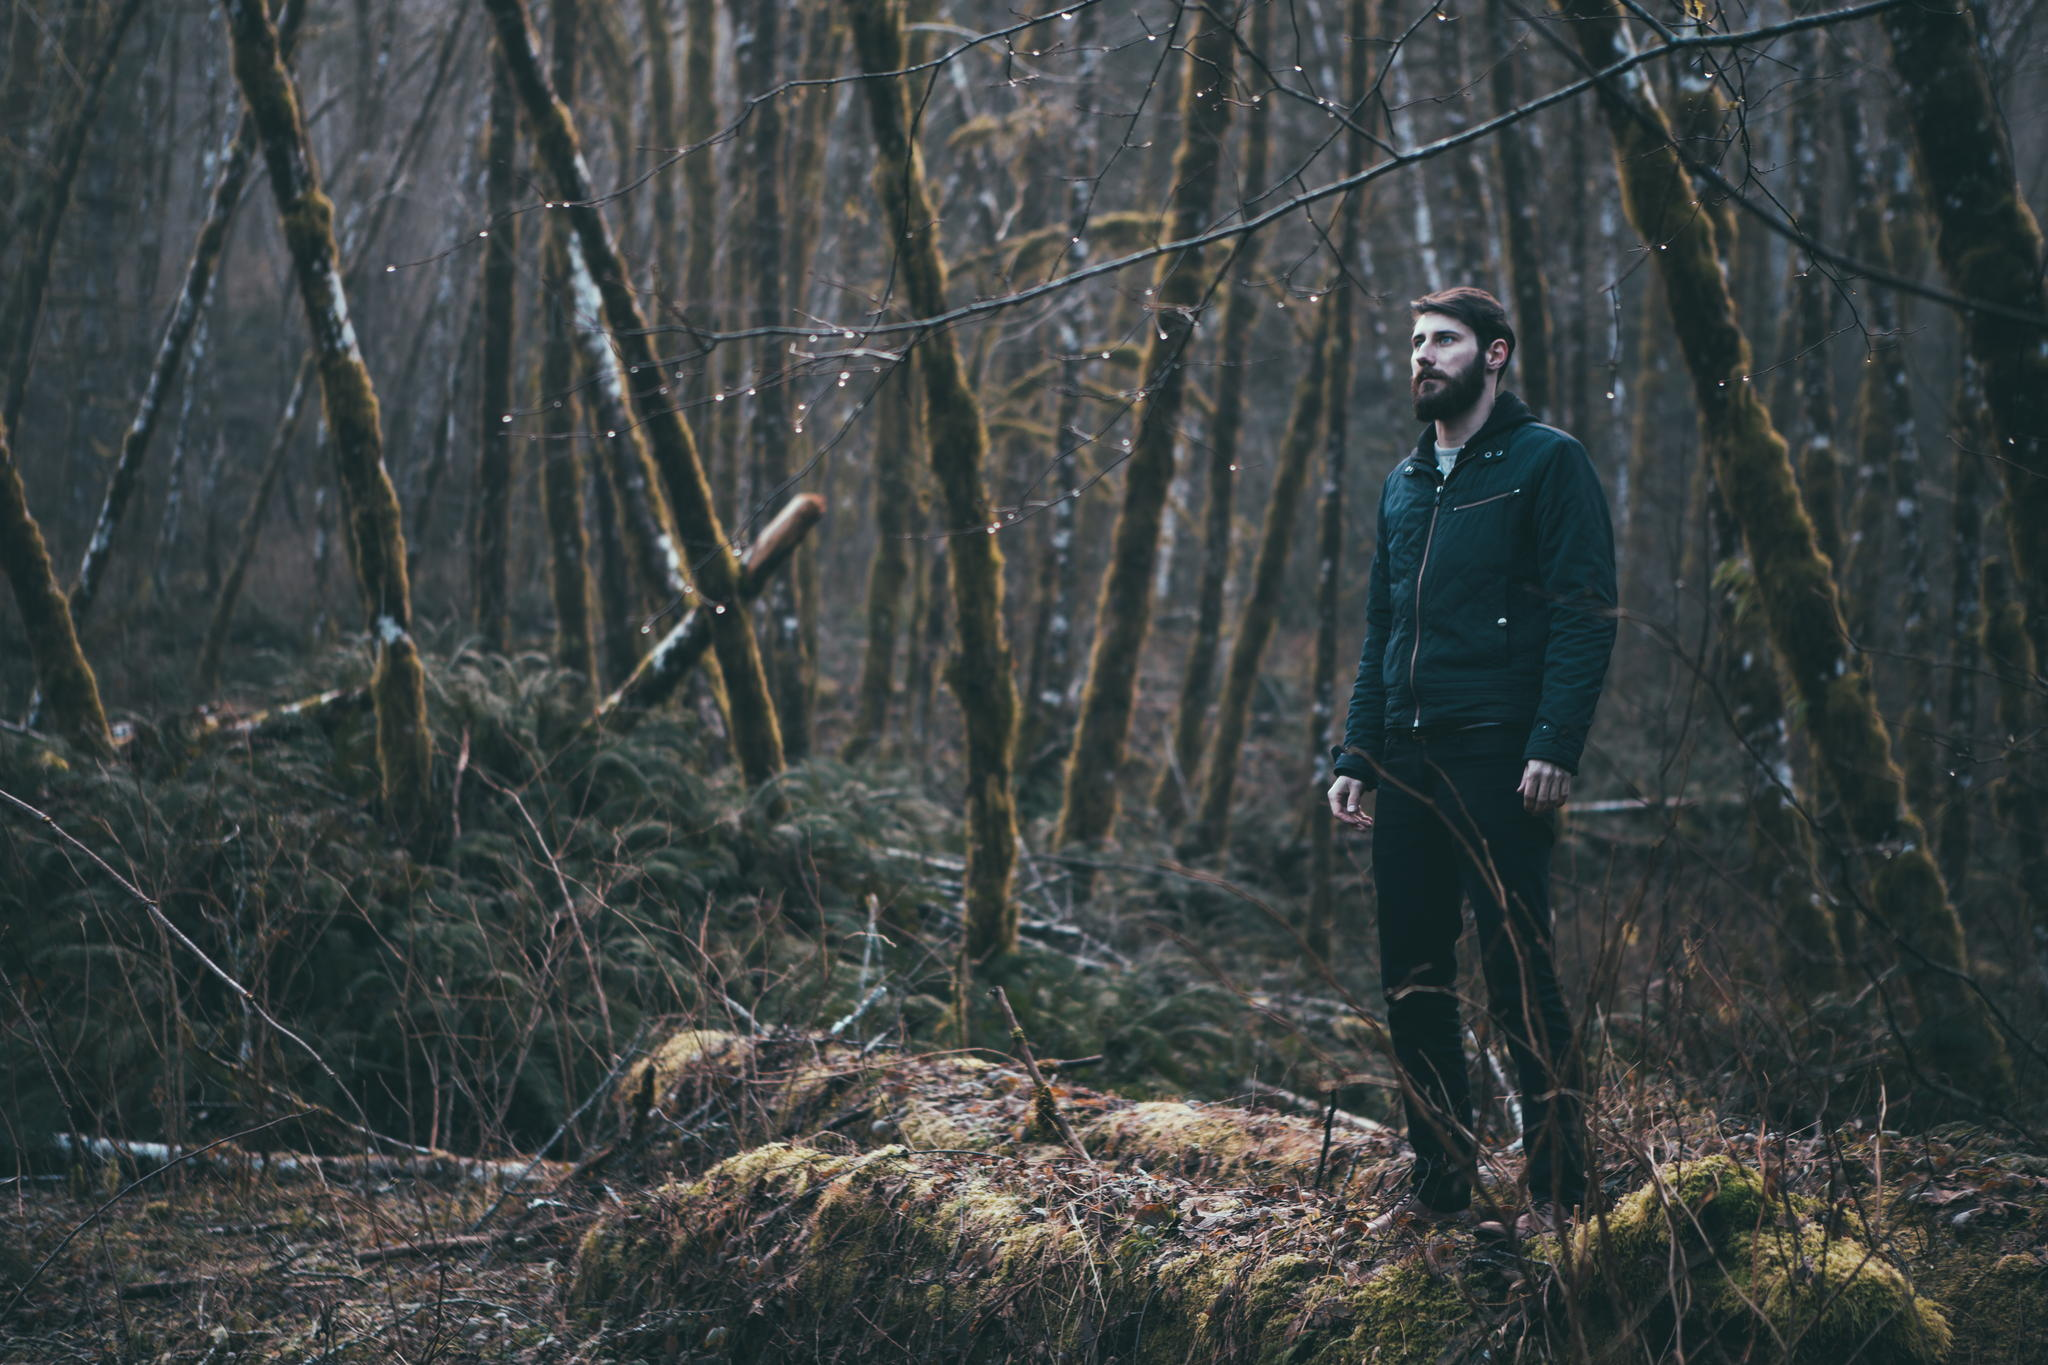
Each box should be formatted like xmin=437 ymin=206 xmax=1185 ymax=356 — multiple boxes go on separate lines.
xmin=1186 ymin=315 xmax=1331 ymax=855
xmin=842 ymin=353 xmax=921 ymax=762
xmin=1305 ymin=0 xmax=1372 ymax=962
xmin=1 ymin=0 xmax=144 ymax=431
xmin=1883 ymin=1 xmax=2048 ymax=670
xmin=849 ymin=0 xmax=1020 ymax=965
xmin=1558 ymin=0 xmax=2013 ymax=1102
xmin=1154 ymin=0 xmax=1273 ymax=828
xmin=1054 ymin=7 xmax=1236 ymax=855
xmin=471 ymin=51 xmax=519 ymax=655
xmin=482 ymin=0 xmax=784 ymax=788
xmin=0 ymin=414 xmax=114 ymax=759
xmin=221 ymin=0 xmax=433 ymax=840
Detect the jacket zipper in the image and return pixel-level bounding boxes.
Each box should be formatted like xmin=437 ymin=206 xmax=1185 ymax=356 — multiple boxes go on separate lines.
xmin=1407 ymin=479 xmax=1446 ymax=728
xmin=1450 ymin=486 xmax=1521 ymax=511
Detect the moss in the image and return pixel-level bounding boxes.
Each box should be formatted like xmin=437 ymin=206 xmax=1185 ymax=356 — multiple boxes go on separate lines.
xmin=0 ymin=421 xmax=114 ymax=759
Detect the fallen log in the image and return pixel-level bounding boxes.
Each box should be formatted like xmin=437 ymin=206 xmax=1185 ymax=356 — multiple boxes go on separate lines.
xmin=566 ymin=1144 xmax=1950 ymax=1364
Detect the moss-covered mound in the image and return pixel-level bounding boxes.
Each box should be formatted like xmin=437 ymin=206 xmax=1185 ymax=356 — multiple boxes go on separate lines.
xmin=566 ymin=1143 xmax=1951 ymax=1363
xmin=568 ymin=1142 xmax=1483 ymax=1363
xmin=617 ymin=1029 xmax=1397 ymax=1187
xmin=1561 ymin=1156 xmax=1952 ymax=1364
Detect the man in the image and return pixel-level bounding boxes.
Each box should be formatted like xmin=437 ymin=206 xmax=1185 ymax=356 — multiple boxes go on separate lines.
xmin=1327 ymin=287 xmax=1615 ymax=1238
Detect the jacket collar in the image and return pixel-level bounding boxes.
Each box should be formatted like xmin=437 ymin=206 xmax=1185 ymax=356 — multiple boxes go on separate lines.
xmin=1406 ymin=390 xmax=1539 ymax=471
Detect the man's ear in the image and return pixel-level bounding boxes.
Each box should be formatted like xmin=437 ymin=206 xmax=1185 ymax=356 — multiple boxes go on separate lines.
xmin=1486 ymin=338 xmax=1509 ymax=373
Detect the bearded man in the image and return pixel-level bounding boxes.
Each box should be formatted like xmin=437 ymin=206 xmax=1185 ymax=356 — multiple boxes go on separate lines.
xmin=1327 ymin=287 xmax=1616 ymax=1238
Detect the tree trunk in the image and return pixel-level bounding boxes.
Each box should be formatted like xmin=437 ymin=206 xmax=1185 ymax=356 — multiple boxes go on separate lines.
xmin=1054 ymin=7 xmax=1235 ymax=855
xmin=1883 ymin=1 xmax=2048 ymax=669
xmin=842 ymin=353 xmax=921 ymax=762
xmin=1486 ymin=0 xmax=1553 ymax=418
xmin=196 ymin=355 xmax=314 ymax=694
xmin=1982 ymin=557 xmax=2048 ymax=978
xmin=1938 ymin=359 xmax=1988 ymax=892
xmin=471 ymin=51 xmax=519 ymax=655
xmin=728 ymin=0 xmax=810 ymax=760
xmin=483 ymin=0 xmax=784 ymax=789
xmin=1 ymin=0 xmax=144 ymax=432
xmin=222 ymin=0 xmax=433 ymax=840
xmin=849 ymin=0 xmax=1020 ymax=965
xmin=639 ymin=0 xmax=679 ymax=295
xmin=1154 ymin=0 xmax=1273 ymax=828
xmin=0 ymin=414 xmax=115 ymax=759
xmin=1558 ymin=0 xmax=2013 ymax=1102
xmin=1187 ymin=318 xmax=1330 ymax=855
xmin=1306 ymin=0 xmax=1373 ymax=961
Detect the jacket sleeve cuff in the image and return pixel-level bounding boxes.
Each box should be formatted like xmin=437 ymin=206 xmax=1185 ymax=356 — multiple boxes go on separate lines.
xmin=1521 ymin=724 xmax=1582 ymax=774
xmin=1331 ymin=745 xmax=1380 ymax=786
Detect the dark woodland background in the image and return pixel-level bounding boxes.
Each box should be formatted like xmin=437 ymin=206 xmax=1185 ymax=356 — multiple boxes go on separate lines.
xmin=3 ymin=0 xmax=2048 ymax=1359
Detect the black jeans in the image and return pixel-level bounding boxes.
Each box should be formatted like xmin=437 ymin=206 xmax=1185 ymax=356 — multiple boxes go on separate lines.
xmin=1370 ymin=726 xmax=1585 ymax=1212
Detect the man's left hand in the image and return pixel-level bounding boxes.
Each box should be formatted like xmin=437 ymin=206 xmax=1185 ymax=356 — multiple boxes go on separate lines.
xmin=1518 ymin=760 xmax=1571 ymax=814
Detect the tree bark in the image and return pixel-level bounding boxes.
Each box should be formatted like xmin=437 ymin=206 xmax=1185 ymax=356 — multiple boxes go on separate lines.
xmin=1054 ymin=6 xmax=1236 ymax=855
xmin=1982 ymin=557 xmax=2048 ymax=976
xmin=1883 ymin=1 xmax=2048 ymax=669
xmin=1938 ymin=359 xmax=1988 ymax=893
xmin=849 ymin=0 xmax=1020 ymax=964
xmin=1558 ymin=0 xmax=2013 ymax=1102
xmin=1154 ymin=0 xmax=1273 ymax=828
xmin=471 ymin=51 xmax=520 ymax=655
xmin=0 ymin=413 xmax=115 ymax=759
xmin=482 ymin=0 xmax=784 ymax=789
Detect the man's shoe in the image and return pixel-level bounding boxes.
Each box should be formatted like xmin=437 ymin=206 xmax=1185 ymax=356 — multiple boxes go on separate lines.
xmin=1365 ymin=1192 xmax=1474 ymax=1238
xmin=1514 ymin=1200 xmax=1568 ymax=1240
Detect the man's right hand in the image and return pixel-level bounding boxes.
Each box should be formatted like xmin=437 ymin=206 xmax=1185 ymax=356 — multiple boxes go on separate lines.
xmin=1328 ymin=775 xmax=1372 ymax=830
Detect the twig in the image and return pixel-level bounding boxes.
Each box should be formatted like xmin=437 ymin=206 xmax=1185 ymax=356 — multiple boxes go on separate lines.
xmin=1244 ymin=1079 xmax=1394 ymax=1136
xmin=991 ymin=987 xmax=1093 ymax=1165
xmin=2 ymin=1111 xmax=309 ymax=1320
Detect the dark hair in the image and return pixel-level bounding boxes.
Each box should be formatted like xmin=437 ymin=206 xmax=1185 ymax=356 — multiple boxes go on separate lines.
xmin=1410 ymin=286 xmax=1514 ymax=371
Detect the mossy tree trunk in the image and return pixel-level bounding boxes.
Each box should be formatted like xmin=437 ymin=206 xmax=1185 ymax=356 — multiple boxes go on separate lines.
xmin=483 ymin=0 xmax=784 ymax=789
xmin=1883 ymin=1 xmax=2048 ymax=668
xmin=1557 ymin=0 xmax=2013 ymax=1102
xmin=849 ymin=0 xmax=1019 ymax=964
xmin=1186 ymin=317 xmax=1330 ymax=855
xmin=471 ymin=51 xmax=519 ymax=655
xmin=730 ymin=0 xmax=811 ymax=760
xmin=0 ymin=413 xmax=115 ymax=759
xmin=221 ymin=0 xmax=433 ymax=840
xmin=680 ymin=0 xmax=719 ymax=424
xmin=1054 ymin=7 xmax=1236 ymax=855
xmin=0 ymin=0 xmax=143 ymax=432
xmin=638 ymin=0 xmax=678 ymax=295
xmin=842 ymin=354 xmax=920 ymax=762
xmin=1154 ymin=0 xmax=1273 ymax=828
xmin=1306 ymin=0 xmax=1373 ymax=961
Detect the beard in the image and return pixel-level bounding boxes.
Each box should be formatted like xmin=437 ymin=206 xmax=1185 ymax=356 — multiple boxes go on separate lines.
xmin=1411 ymin=353 xmax=1488 ymax=422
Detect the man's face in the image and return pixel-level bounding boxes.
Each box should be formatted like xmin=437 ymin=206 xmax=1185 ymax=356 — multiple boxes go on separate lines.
xmin=1410 ymin=311 xmax=1489 ymax=423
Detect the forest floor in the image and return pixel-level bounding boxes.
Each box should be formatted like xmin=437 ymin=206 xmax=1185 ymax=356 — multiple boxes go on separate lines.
xmin=3 ymin=1165 xmax=582 ymax=1363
